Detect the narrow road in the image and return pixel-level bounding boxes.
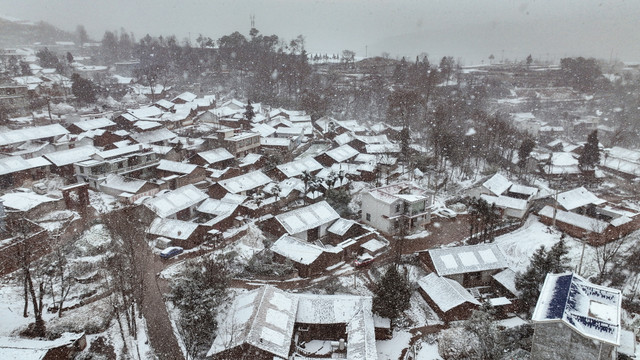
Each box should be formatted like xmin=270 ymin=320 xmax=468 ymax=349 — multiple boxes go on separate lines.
xmin=136 ymin=237 xmax=185 ymax=360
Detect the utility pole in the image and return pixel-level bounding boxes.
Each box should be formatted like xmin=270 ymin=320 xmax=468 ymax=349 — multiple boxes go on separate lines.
xmin=552 ymin=189 xmax=558 ymax=228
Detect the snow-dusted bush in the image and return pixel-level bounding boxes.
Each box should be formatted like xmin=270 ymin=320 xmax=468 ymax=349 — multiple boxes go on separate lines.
xmin=437 ymin=326 xmax=480 ymax=359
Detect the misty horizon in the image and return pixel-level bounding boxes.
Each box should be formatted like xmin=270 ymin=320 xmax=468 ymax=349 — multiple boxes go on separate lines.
xmin=1 ymin=0 xmax=640 ymax=64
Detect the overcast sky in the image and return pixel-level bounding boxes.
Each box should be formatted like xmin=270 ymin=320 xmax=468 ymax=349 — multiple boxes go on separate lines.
xmin=1 ymin=0 xmax=639 ymax=64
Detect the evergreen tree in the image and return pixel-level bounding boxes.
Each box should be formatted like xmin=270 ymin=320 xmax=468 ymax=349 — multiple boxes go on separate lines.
xmin=515 ymin=239 xmax=570 ymax=314
xmin=372 ymin=265 xmax=412 ymax=321
xmin=171 ymin=257 xmax=229 ymax=358
xmin=71 ymin=73 xmax=97 ymax=104
xmin=526 ymin=54 xmax=533 ymax=68
xmin=517 ymin=138 xmax=536 ymax=170
xmin=579 ymin=130 xmax=600 ymax=170
xmin=244 ymin=100 xmax=255 ymax=122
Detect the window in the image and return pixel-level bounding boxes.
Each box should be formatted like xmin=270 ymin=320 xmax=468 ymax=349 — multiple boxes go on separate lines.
xmin=366 ymin=213 xmax=371 ymax=221
xmin=395 ymin=203 xmax=401 ymax=213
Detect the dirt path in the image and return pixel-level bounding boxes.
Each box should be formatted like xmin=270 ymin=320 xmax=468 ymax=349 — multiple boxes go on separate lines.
xmin=136 ymin=238 xmax=185 ymax=360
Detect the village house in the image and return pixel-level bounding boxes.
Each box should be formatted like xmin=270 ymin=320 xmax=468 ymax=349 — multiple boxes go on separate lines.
xmin=417 ymin=243 xmax=516 ymax=321
xmin=530 ymin=272 xmax=628 ymax=360
xmin=191 ymin=148 xmax=235 ymax=168
xmin=420 ymin=243 xmax=510 ymax=287
xmin=272 ymin=157 xmax=324 ymax=181
xmin=195 ymin=197 xmax=239 ymax=231
xmin=0 ymin=156 xmax=51 ymax=189
xmin=314 ymin=144 xmax=360 ymax=167
xmin=141 ymin=184 xmax=208 ymax=222
xmin=43 ymin=145 xmax=99 ymax=178
xmin=155 ymin=159 xmax=207 ymax=189
xmin=469 ymin=173 xmax=539 ymax=219
xmin=205 ymin=129 xmax=261 ymax=158
xmin=208 ymin=170 xmax=272 ymax=199
xmin=207 ymin=285 xmax=379 ymax=360
xmin=268 ymin=200 xmax=340 ymax=241
xmin=360 ymin=181 xmax=433 ymax=235
xmin=67 ymin=117 xmax=117 ymax=134
xmin=0 ymin=124 xmax=69 ymax=152
xmin=417 ymin=272 xmax=481 ymax=322
xmin=536 ymin=186 xmax=640 ymax=245
xmin=98 ymin=174 xmax=159 ymax=203
xmin=0 ymin=332 xmax=87 ymax=360
xmin=74 ymin=144 xmax=159 ymax=189
xmin=147 ymin=217 xmax=208 ymax=249
xmin=601 ymin=146 xmax=640 ymax=179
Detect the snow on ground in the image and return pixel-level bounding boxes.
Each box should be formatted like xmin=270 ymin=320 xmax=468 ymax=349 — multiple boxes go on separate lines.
xmin=89 ymin=190 xmax=121 ymax=214
xmin=377 ymin=329 xmax=412 ymax=360
xmin=404 ymin=292 xmax=443 ymax=327
xmin=406 ymin=230 xmax=430 ymax=240
xmin=415 ymin=340 xmax=444 ymax=360
xmin=494 ymin=215 xmax=599 ymax=278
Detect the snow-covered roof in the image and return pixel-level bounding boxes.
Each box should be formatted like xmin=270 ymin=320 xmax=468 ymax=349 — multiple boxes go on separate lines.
xmin=275 ymin=201 xmax=340 ymax=235
xmin=197 ymin=198 xmax=238 ymax=216
xmin=217 ymin=170 xmax=272 ymax=194
xmin=43 ymin=145 xmax=98 ymax=166
xmin=508 ymin=184 xmax=538 ymax=197
xmin=157 ymin=159 xmax=197 ymax=174
xmin=0 ymin=332 xmax=85 ymax=360
xmin=144 ymin=184 xmax=208 ymax=218
xmin=133 ymin=120 xmax=161 ymax=131
xmin=271 ymin=235 xmax=324 ymax=265
xmin=72 ymin=117 xmax=115 ymax=131
xmin=538 ymin=206 xmax=608 ymax=232
xmin=99 ymin=174 xmax=147 ymax=194
xmin=0 ymin=156 xmax=38 ymax=175
xmin=334 ymin=132 xmax=355 ymax=146
xmin=129 ymin=128 xmax=177 ymax=145
xmin=327 ymin=218 xmax=357 ymax=236
xmin=95 ymin=144 xmax=149 ymax=160
xmin=239 ymin=153 xmax=262 ymax=167
xmin=480 ymin=194 xmax=528 ymax=211
xmin=482 ymin=173 xmax=513 ymax=196
xmin=364 ymin=143 xmax=401 ymax=154
xmin=1 ymin=192 xmax=59 ymax=211
xmin=261 ymin=137 xmax=291 ymax=147
xmin=0 ymin=124 xmax=69 ymax=146
xmin=251 ymin=123 xmax=277 ymax=137
xmin=148 ymin=217 xmax=198 ymax=240
xmin=360 ymin=238 xmax=386 ymax=253
xmin=208 ymin=285 xmax=298 ymax=359
xmin=171 ymin=91 xmax=197 ymax=103
xmin=296 ymin=293 xmax=378 ymax=360
xmin=428 ymin=243 xmax=508 ymax=276
xmin=366 ymin=181 xmax=430 ymax=205
xmin=197 ymin=148 xmax=234 ymax=164
xmin=154 ymin=99 xmax=175 ymax=110
xmin=418 ymin=273 xmax=480 ymax=312
xmin=128 ymin=106 xmax=163 ymax=119
xmin=532 ymin=273 xmax=621 ymax=346
xmin=323 ymin=144 xmax=360 ymax=162
xmin=492 ymin=268 xmax=520 ymax=296
xmin=556 ymin=186 xmax=605 ymax=211
xmin=276 ymin=157 xmax=323 ymax=178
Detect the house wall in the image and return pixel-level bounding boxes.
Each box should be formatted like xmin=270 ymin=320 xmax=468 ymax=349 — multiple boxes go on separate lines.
xmin=531 ymin=322 xmax=616 ymax=360
xmin=209 ymin=344 xmax=278 ymax=360
xmin=417 ymin=287 xmax=478 ymax=322
xmin=360 ymin=193 xmax=394 ymax=234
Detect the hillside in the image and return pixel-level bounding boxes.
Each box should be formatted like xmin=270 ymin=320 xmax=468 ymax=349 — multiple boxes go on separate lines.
xmin=0 ymin=15 xmax=75 ymax=48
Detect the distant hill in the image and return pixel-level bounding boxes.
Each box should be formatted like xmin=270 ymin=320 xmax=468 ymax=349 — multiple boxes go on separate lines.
xmin=0 ymin=15 xmax=76 ymax=48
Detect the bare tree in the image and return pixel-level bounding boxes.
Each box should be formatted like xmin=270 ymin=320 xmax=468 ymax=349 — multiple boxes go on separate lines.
xmin=5 ymin=218 xmax=48 ymax=337
xmin=42 ymin=245 xmax=75 ymax=317
xmin=592 ymin=221 xmax=626 ymax=283
xmin=102 ymin=209 xmax=147 ymax=341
